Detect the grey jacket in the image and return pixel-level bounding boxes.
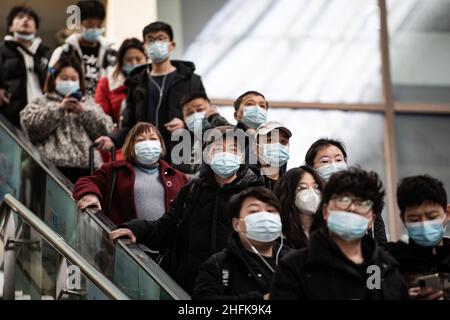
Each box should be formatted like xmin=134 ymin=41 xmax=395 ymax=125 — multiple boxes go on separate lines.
xmin=20 ymin=92 xmax=113 ymax=169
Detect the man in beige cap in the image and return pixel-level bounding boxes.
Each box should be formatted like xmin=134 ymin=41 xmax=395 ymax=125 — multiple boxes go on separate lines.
xmin=251 ymin=121 xmax=292 ymax=191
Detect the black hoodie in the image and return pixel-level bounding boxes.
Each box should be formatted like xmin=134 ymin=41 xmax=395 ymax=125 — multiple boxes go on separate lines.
xmin=110 ymin=60 xmax=205 ymax=156
xmin=192 ymin=232 xmax=290 ymax=300
xmin=271 ymin=229 xmax=410 ymax=300
xmin=122 ymin=166 xmax=263 ymax=293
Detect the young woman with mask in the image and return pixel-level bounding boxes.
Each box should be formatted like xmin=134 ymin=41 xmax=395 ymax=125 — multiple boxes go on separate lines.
xmin=95 ymin=38 xmax=146 ymax=127
xmin=110 ymin=126 xmax=263 ymax=294
xmin=73 ymin=122 xmax=187 ymax=225
xmin=20 ymin=55 xmax=113 ymax=183
xmin=274 ymin=166 xmax=324 ymax=249
xmin=305 ymin=138 xmax=388 ymax=245
xmin=271 ymin=168 xmax=409 ymax=300
xmin=192 ymin=187 xmax=289 ymax=300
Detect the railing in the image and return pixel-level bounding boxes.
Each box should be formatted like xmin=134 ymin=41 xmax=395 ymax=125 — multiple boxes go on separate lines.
xmin=0 ymin=194 xmax=129 ymax=300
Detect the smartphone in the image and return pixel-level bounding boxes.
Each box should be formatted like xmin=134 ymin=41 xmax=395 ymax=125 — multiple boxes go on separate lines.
xmin=416 ymin=273 xmax=442 ymax=292
xmin=69 ymin=90 xmax=83 ymax=101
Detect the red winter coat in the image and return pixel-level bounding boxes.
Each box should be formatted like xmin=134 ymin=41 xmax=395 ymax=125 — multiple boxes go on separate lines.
xmin=72 ymin=159 xmax=188 ymax=225
xmin=94 ymin=74 xmax=127 ymax=125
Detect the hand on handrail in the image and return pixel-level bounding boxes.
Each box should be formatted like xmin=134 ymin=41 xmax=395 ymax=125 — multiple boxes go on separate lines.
xmin=77 ymin=194 xmax=102 ymax=211
xmin=110 ymin=228 xmax=136 ymax=243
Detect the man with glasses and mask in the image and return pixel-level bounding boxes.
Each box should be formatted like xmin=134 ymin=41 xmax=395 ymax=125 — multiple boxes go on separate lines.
xmin=95 ymin=21 xmax=206 ymax=165
xmin=271 ymin=168 xmax=409 ymax=300
xmin=387 ymin=175 xmax=450 ymax=300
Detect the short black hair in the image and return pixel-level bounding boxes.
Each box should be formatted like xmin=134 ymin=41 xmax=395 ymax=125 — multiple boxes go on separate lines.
xmin=305 ymin=138 xmax=347 ymax=167
xmin=233 ymin=90 xmax=267 ymax=111
xmin=323 ymin=167 xmax=385 ymax=215
xmin=228 ymin=187 xmax=281 ymax=220
xmin=142 ymin=21 xmax=174 ymax=41
xmin=180 ymin=92 xmax=210 ymax=109
xmin=397 ymin=175 xmax=447 ymax=217
xmin=77 ymin=0 xmax=106 ymax=21
xmin=7 ymin=5 xmax=40 ymax=31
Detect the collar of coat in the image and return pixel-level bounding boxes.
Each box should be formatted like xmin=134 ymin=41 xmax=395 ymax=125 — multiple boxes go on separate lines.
xmin=304 ymin=228 xmax=399 ymax=280
xmin=111 ymin=159 xmax=178 ymax=176
xmin=4 ymin=34 xmax=43 ymax=55
xmin=198 ymin=164 xmax=262 ymax=189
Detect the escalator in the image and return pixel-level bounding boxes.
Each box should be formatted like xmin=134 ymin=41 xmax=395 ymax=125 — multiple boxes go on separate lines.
xmin=0 ymin=115 xmax=189 ymax=300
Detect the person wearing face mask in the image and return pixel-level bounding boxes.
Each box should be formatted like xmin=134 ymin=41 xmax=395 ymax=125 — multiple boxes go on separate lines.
xmin=110 ymin=126 xmax=262 ymax=293
xmin=172 ymin=92 xmax=229 ymax=176
xmin=73 ymin=122 xmax=187 ymax=227
xmin=271 ymin=168 xmax=409 ymax=300
xmin=251 ymin=121 xmax=291 ymax=191
xmin=95 ymin=21 xmax=206 ymax=167
xmin=305 ymin=138 xmax=388 ymax=246
xmin=0 ymin=5 xmax=51 ymax=127
xmin=192 ymin=187 xmax=289 ymax=300
xmin=386 ymin=175 xmax=450 ymax=300
xmin=274 ymin=166 xmax=324 ymax=249
xmin=20 ymin=56 xmax=113 ymax=183
xmin=234 ymin=91 xmax=269 ymax=132
xmin=49 ymin=1 xmax=116 ymax=96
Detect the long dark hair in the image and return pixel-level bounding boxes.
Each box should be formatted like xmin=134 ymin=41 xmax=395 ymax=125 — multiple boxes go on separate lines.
xmin=274 ymin=165 xmax=325 ymax=249
xmin=113 ymin=37 xmax=146 ymax=78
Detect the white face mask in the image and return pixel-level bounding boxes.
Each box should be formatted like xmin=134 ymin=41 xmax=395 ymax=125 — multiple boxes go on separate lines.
xmin=295 ymin=188 xmax=321 ymax=215
xmin=134 ymin=140 xmax=161 ymax=165
xmin=242 ymin=211 xmax=282 ymax=243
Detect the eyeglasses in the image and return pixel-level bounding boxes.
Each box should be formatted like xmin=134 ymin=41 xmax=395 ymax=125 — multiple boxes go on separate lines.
xmin=331 ymin=195 xmax=373 ymax=214
xmin=146 ymin=36 xmax=170 ymax=44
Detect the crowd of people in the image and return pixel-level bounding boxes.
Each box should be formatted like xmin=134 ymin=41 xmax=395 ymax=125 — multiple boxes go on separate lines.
xmin=0 ymin=1 xmax=449 ymax=300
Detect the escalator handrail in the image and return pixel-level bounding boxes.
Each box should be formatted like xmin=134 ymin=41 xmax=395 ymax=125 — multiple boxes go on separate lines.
xmin=0 ymin=194 xmax=130 ymax=300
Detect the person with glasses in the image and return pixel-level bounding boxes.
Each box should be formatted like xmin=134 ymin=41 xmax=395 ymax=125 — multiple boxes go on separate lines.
xmin=386 ymin=175 xmax=450 ymax=300
xmin=271 ymin=168 xmax=409 ymax=300
xmin=95 ymin=21 xmax=206 ymax=167
xmin=305 ymin=138 xmax=387 ymax=246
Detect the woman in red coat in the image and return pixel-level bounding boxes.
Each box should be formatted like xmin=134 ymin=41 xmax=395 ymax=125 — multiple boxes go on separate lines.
xmin=95 ymin=38 xmax=147 ymax=161
xmin=73 ymin=122 xmax=188 ymax=225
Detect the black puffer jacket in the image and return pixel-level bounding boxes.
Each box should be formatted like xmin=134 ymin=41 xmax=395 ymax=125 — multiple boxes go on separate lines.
xmin=386 ymin=237 xmax=450 ymax=275
xmin=0 ymin=36 xmax=50 ymax=126
xmin=110 ymin=60 xmax=206 ymax=155
xmin=122 ymin=166 xmax=263 ymax=293
xmin=192 ymin=233 xmax=290 ymax=300
xmin=271 ymin=229 xmax=410 ymax=300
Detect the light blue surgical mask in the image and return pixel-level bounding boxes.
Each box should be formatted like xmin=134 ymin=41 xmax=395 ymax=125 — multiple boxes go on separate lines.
xmin=260 ymin=143 xmax=290 ymax=168
xmin=241 ymin=106 xmax=267 ymax=129
xmin=146 ymin=41 xmax=170 ymax=64
xmin=55 ymin=80 xmax=80 ymax=96
xmin=210 ymin=152 xmax=241 ymax=178
xmin=242 ymin=211 xmax=282 ymax=243
xmin=317 ymin=162 xmax=348 ymax=182
xmin=82 ymin=28 xmax=104 ymax=42
xmin=134 ymin=140 xmax=161 ymax=165
xmin=406 ymin=218 xmax=446 ymax=247
xmin=327 ymin=210 xmax=370 ymax=241
xmin=13 ymin=32 xmax=35 ymax=41
xmin=122 ymin=63 xmax=145 ymax=76
xmin=185 ymin=112 xmax=206 ymax=133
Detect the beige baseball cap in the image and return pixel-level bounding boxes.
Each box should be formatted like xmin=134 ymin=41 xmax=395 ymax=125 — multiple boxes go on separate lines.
xmin=255 ymin=121 xmax=292 ymax=139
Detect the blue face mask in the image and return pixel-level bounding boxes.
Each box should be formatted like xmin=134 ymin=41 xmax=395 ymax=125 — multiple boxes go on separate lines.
xmin=260 ymin=143 xmax=290 ymax=168
xmin=185 ymin=112 xmax=206 ymax=133
xmin=82 ymin=28 xmax=104 ymax=42
xmin=146 ymin=41 xmax=170 ymax=64
xmin=242 ymin=212 xmax=282 ymax=243
xmin=13 ymin=32 xmax=35 ymax=41
xmin=55 ymin=80 xmax=80 ymax=96
xmin=122 ymin=63 xmax=145 ymax=76
xmin=210 ymin=152 xmax=241 ymax=178
xmin=241 ymin=106 xmax=267 ymax=129
xmin=327 ymin=210 xmax=370 ymax=241
xmin=317 ymin=162 xmax=348 ymax=182
xmin=134 ymin=140 xmax=161 ymax=165
xmin=406 ymin=218 xmax=446 ymax=247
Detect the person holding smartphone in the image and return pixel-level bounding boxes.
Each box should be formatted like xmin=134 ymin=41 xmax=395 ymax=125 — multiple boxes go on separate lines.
xmin=20 ymin=55 xmax=113 ymax=184
xmin=387 ymin=175 xmax=450 ymax=300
